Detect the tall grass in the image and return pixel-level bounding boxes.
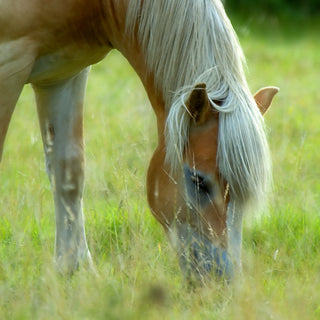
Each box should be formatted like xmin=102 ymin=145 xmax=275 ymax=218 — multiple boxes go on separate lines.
xmin=0 ymin=18 xmax=319 ymax=319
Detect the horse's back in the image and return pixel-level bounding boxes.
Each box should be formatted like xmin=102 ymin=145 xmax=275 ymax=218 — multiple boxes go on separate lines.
xmin=0 ymin=0 xmax=116 ymax=85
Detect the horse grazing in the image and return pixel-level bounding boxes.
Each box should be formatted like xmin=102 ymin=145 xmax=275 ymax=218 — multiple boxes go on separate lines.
xmin=0 ymin=0 xmax=278 ymax=281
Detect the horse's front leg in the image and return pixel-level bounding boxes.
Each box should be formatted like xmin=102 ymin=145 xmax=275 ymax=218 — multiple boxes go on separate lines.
xmin=32 ymin=68 xmax=93 ymax=274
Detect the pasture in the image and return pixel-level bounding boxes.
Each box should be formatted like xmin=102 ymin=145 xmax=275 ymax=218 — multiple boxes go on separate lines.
xmin=0 ymin=17 xmax=319 ymax=319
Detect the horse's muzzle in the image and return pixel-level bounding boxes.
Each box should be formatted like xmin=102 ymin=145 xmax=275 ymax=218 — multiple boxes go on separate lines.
xmin=170 ymin=223 xmax=234 ymax=283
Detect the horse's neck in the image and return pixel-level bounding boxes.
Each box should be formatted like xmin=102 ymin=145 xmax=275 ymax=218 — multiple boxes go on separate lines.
xmin=128 ymin=53 xmax=167 ymax=144
xmin=111 ymin=3 xmax=167 ymax=145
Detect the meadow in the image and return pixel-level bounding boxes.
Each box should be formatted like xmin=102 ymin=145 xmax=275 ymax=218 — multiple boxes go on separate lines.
xmin=0 ymin=16 xmax=319 ymax=319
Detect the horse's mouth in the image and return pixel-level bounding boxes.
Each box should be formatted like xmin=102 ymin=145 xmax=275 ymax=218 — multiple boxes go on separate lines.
xmin=169 ymin=223 xmax=234 ymax=283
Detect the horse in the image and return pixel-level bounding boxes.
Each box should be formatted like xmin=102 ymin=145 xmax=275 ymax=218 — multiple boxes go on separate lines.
xmin=0 ymin=0 xmax=278 ymax=282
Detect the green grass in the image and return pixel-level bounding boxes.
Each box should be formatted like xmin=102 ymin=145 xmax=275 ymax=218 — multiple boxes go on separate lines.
xmin=0 ymin=18 xmax=320 ymax=319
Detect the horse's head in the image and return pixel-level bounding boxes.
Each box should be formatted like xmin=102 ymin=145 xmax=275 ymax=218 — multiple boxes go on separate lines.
xmin=179 ymin=83 xmax=278 ymax=281
xmin=147 ymin=83 xmax=278 ymax=283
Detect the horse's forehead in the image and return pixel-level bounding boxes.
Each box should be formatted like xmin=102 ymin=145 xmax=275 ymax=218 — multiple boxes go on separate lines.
xmin=186 ymin=120 xmax=219 ymax=173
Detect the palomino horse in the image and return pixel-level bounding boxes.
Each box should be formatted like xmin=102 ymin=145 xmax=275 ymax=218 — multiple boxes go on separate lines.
xmin=0 ymin=0 xmax=278 ymax=281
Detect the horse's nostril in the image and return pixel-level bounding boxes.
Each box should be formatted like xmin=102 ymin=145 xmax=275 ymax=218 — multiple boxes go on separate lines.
xmin=213 ymin=248 xmax=233 ymax=278
xmin=175 ymin=224 xmax=234 ymax=283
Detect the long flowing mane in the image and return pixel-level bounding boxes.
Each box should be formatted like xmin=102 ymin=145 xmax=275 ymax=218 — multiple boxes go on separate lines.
xmin=125 ymin=0 xmax=271 ymax=209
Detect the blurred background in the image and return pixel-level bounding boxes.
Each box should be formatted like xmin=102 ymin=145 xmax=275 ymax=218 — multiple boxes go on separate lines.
xmin=225 ymin=0 xmax=320 ymax=17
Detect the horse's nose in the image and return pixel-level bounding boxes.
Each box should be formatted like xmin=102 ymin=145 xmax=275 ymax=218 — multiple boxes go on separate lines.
xmin=183 ymin=237 xmax=234 ymax=280
xmin=171 ymin=224 xmax=234 ymax=283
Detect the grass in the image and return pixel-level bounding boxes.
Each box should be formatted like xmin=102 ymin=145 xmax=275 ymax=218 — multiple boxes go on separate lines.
xmin=0 ymin=16 xmax=319 ymax=319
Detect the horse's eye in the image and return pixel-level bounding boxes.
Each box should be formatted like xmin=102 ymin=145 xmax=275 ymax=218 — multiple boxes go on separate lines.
xmin=184 ymin=166 xmax=213 ymax=206
xmin=190 ymin=173 xmax=210 ymax=194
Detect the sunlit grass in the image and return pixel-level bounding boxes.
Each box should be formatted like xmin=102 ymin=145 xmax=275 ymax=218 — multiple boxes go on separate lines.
xmin=0 ymin=19 xmax=319 ymax=319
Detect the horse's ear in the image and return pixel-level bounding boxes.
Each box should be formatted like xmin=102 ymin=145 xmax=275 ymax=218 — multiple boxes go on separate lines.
xmin=185 ymin=83 xmax=212 ymax=125
xmin=254 ymin=87 xmax=279 ymax=115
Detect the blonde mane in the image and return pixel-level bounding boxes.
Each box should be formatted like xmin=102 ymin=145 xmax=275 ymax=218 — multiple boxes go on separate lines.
xmin=125 ymin=0 xmax=271 ymax=209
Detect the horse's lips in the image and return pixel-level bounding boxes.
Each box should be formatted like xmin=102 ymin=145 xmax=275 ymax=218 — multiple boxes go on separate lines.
xmin=170 ymin=223 xmax=234 ymax=282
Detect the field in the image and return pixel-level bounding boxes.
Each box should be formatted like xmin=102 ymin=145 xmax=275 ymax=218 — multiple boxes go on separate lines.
xmin=0 ymin=16 xmax=319 ymax=319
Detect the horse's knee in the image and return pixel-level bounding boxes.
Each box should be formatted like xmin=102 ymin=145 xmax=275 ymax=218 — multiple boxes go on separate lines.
xmin=47 ymin=152 xmax=84 ymax=203
xmin=58 ymin=155 xmax=84 ymax=201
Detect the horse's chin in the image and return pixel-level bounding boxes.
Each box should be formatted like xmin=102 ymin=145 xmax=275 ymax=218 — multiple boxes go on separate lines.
xmin=169 ymin=223 xmax=234 ymax=284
